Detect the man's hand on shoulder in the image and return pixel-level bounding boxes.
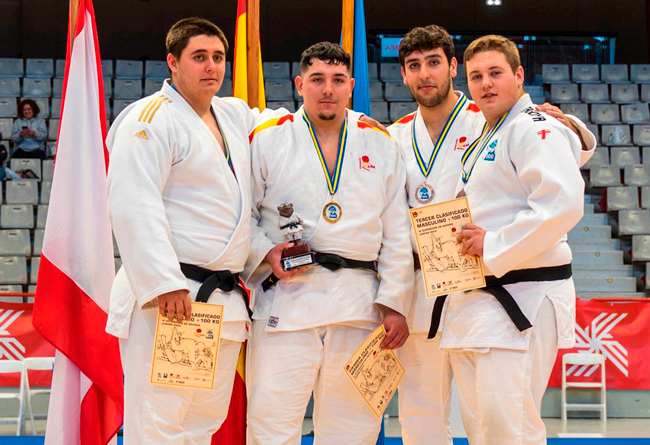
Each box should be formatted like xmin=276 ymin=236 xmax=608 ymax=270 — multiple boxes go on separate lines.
xmin=358 ymin=114 xmax=388 ymax=133
xmin=536 ymin=102 xmax=587 ymax=150
xmin=378 ymin=305 xmax=409 ymax=349
xmin=158 ymin=289 xmax=192 ymax=322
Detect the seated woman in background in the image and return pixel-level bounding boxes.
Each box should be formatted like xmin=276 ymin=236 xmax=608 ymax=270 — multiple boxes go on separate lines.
xmin=12 ymin=99 xmax=47 ymax=160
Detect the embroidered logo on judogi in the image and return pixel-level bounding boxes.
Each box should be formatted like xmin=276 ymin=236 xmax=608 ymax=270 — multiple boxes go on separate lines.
xmin=267 ymin=316 xmax=279 ymax=328
xmin=484 ymin=139 xmax=498 ymax=161
xmin=134 ymin=129 xmax=149 ymax=140
xmin=359 ymin=155 xmax=376 ymax=171
xmin=454 ymin=136 xmax=470 ymax=151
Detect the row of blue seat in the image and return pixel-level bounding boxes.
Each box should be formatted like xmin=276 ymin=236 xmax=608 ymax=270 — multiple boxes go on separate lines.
xmin=550 ymin=83 xmax=649 ymax=104
xmin=543 ymin=64 xmax=650 ymax=84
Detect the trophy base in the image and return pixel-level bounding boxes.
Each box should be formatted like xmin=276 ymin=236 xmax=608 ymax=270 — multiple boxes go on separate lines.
xmin=281 ymin=244 xmax=315 ymax=271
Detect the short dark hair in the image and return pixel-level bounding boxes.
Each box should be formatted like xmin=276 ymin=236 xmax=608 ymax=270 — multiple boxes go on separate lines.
xmin=300 ymin=42 xmax=351 ymax=74
xmin=166 ymin=17 xmax=229 ymax=59
xmin=398 ymin=25 xmax=455 ymax=67
xmin=464 ymin=34 xmax=521 ymax=74
xmin=17 ymin=99 xmax=40 ymax=118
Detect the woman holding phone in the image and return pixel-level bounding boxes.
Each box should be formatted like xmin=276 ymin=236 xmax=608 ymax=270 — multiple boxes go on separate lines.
xmin=12 ymin=99 xmax=47 ymax=160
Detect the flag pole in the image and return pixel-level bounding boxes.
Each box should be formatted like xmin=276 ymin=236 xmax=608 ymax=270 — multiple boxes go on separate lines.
xmin=246 ymin=0 xmax=260 ymax=109
xmin=341 ymin=0 xmax=354 ymax=108
xmin=69 ymin=0 xmax=80 ymax=51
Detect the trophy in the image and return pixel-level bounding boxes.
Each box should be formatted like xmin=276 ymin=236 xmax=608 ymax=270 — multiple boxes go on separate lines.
xmin=278 ymin=202 xmax=315 ymax=271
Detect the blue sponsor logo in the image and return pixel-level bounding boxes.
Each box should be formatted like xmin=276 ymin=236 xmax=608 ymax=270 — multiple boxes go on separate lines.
xmin=484 ymin=139 xmax=498 ymax=161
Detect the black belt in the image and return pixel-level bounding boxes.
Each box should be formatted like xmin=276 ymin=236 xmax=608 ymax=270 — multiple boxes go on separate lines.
xmin=179 ymin=263 xmax=252 ymax=318
xmin=427 ymin=264 xmax=572 ymax=339
xmin=261 ymin=252 xmax=378 ymax=292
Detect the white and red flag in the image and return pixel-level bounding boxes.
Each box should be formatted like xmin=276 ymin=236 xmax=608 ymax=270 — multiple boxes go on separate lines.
xmin=32 ymin=0 xmax=124 ymax=443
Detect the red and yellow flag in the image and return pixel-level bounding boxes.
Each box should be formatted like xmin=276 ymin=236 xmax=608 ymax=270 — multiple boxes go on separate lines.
xmin=232 ymin=0 xmax=266 ymax=108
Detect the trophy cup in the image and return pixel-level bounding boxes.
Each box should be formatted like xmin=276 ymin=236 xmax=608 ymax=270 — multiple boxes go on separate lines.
xmin=278 ymin=202 xmax=315 ymax=271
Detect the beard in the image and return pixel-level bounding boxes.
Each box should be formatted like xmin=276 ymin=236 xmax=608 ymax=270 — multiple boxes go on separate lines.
xmin=317 ymin=112 xmax=337 ymax=121
xmin=409 ymin=74 xmax=452 ymax=108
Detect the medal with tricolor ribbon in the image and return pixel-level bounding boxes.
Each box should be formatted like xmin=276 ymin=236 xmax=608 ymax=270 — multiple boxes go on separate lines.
xmin=303 ymin=111 xmax=347 ymax=223
xmin=412 ymin=93 xmax=467 ymax=204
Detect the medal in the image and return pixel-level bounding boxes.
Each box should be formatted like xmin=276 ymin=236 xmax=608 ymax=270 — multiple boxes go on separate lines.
xmin=456 ymin=189 xmax=466 ymax=198
xmin=303 ymin=111 xmax=348 ymax=224
xmin=415 ymin=183 xmax=435 ymax=204
xmin=412 ymin=93 xmax=467 ymax=204
xmin=322 ymin=201 xmax=342 ymax=223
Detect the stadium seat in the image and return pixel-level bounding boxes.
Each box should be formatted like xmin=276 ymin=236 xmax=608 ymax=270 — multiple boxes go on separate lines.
xmin=23 ymin=78 xmax=51 ymax=98
xmin=590 ymin=104 xmax=620 ymax=124
xmin=1 ymin=204 xmax=34 ymax=229
xmin=631 ymin=65 xmax=650 ymax=83
xmin=550 ymin=84 xmax=579 ymax=103
xmin=0 ymin=118 xmax=13 ymax=139
xmin=385 ymin=82 xmax=412 ymax=101
xmin=542 ymin=64 xmax=570 ymax=83
xmin=631 ymin=235 xmax=650 ymax=261
xmin=572 ymin=64 xmax=600 ymax=83
xmin=25 ymin=59 xmax=53 ymax=78
xmin=112 ymin=99 xmax=136 ymax=119
xmin=33 ymin=229 xmax=44 ymax=256
xmin=590 ymin=164 xmax=621 ymax=186
xmin=0 ymin=78 xmax=20 ymax=97
xmin=369 ymin=82 xmax=383 ymax=101
xmin=48 ymin=119 xmax=59 ymax=141
xmin=624 ymin=164 xmax=650 ymax=186
xmin=368 ymin=62 xmax=378 ymax=80
xmin=263 ymin=62 xmax=290 ymax=80
xmin=52 ymin=78 xmax=63 ymax=98
xmin=611 ymin=84 xmax=639 ymax=103
xmin=618 ymin=209 xmax=650 ymax=235
xmin=610 ymin=146 xmax=640 ymax=167
xmin=634 ymin=125 xmax=650 ymax=145
xmin=291 ymin=62 xmax=301 ymax=80
xmin=266 ymin=101 xmax=296 ymax=113
xmin=115 ymin=60 xmax=142 ymax=79
xmin=36 ymin=205 xmax=47 ymax=229
xmin=530 ymin=95 xmax=545 ymax=105
xmin=55 ymin=59 xmax=66 ymax=78
xmin=0 ymin=98 xmax=17 ymax=118
xmin=560 ymin=103 xmax=589 ymax=123
xmin=581 ymin=84 xmax=609 ymax=103
xmin=380 ymin=63 xmax=402 ymax=82
xmin=370 ymin=102 xmax=389 ymax=123
xmin=6 ymin=181 xmax=38 ymax=205
xmin=0 ymin=59 xmax=23 ymax=77
xmin=0 ymin=284 xmax=22 ymax=295
xmin=264 ymin=80 xmax=293 ymax=101
xmin=390 ymin=102 xmax=417 ymax=123
xmin=621 ymin=103 xmax=650 ymax=124
xmin=0 ymin=257 xmax=27 ymax=284
xmin=224 ymin=62 xmax=232 ymax=79
xmin=42 ymin=160 xmax=54 ymax=182
xmin=30 ymin=257 xmax=40 ymax=284
xmin=601 ymin=65 xmax=629 ymax=83
xmin=144 ymin=61 xmax=168 ymax=79
xmin=642 ymin=187 xmax=650 ymax=208
xmin=50 ymin=98 xmax=61 ymax=119
xmin=101 ymin=60 xmax=113 ymax=78
xmin=103 ymin=79 xmax=112 ymax=98
xmin=606 ymin=186 xmax=639 ymax=211
xmin=641 ymin=84 xmax=650 ymax=102
xmin=456 ymin=83 xmax=470 ymax=97
xmin=581 ymin=146 xmax=607 ymax=170
xmin=40 ymin=181 xmax=52 ymax=205
xmin=216 ymin=79 xmax=232 ymax=97
xmin=113 ymin=79 xmax=142 ymax=99
xmin=0 ymin=230 xmax=30 ymax=256
xmin=10 ymin=159 xmax=41 ymax=179
xmin=144 ymin=79 xmax=164 ymax=96
xmin=602 ymin=125 xmax=632 ymax=146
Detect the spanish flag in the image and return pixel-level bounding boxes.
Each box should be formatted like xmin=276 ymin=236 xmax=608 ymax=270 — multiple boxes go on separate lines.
xmin=232 ymin=0 xmax=266 ymax=108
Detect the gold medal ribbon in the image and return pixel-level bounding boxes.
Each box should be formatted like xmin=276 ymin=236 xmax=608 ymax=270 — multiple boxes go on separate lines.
xmin=303 ymin=111 xmax=348 ymax=196
xmin=460 ymin=112 xmax=509 ymax=184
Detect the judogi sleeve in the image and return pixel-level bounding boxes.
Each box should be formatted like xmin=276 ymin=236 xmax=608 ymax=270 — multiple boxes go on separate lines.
xmin=565 ymin=114 xmax=596 ymax=166
xmin=374 ymin=142 xmax=414 ymax=317
xmin=107 ymin=110 xmax=189 ymax=308
xmin=483 ymin=123 xmax=585 ymax=278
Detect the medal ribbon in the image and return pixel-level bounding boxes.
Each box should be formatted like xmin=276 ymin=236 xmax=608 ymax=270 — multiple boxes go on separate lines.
xmin=215 ymin=117 xmax=232 ymax=167
xmin=303 ymin=111 xmax=348 ymax=196
xmin=460 ymin=112 xmax=509 ymax=184
xmin=412 ymin=94 xmax=468 ymax=178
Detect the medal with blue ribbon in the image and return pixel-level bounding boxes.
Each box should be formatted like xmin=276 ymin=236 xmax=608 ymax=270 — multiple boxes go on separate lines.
xmin=303 ymin=111 xmax=347 ymax=223
xmin=458 ymin=112 xmax=509 ymax=195
xmin=412 ymin=94 xmax=467 ymax=204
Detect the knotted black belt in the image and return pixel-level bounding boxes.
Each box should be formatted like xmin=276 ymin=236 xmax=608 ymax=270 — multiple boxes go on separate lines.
xmin=261 ymin=252 xmax=378 ymax=292
xmin=179 ymin=263 xmax=252 ymax=318
xmin=427 ymin=264 xmax=572 ymax=339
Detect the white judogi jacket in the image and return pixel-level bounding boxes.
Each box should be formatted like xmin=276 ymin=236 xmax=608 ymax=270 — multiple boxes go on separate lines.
xmin=441 ymin=94 xmax=585 ymax=350
xmin=389 ymin=92 xmax=595 ymax=334
xmin=106 ymin=81 xmax=274 ymax=341
xmin=245 ymin=106 xmax=414 ymax=332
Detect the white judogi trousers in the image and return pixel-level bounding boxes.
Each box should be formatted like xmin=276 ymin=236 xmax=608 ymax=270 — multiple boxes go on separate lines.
xmin=120 ymin=302 xmax=242 ymax=445
xmin=247 ymin=320 xmax=383 ymax=445
xmin=447 ymin=297 xmax=558 ymax=445
xmin=397 ymin=334 xmax=453 ymax=445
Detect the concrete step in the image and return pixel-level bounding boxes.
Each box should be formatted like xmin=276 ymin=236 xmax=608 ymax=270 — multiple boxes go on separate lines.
xmin=573 ymin=267 xmax=633 ymax=278
xmin=569 ymin=238 xmax=621 ymax=250
xmin=568 ymin=225 xmax=611 ymax=239
xmin=576 ymin=213 xmax=609 ymax=226
xmin=572 ymin=250 xmax=623 ymax=265
xmin=574 ymin=277 xmax=637 ymax=292
xmin=584 ymin=203 xmax=594 ymax=214
xmin=573 ymin=264 xmax=632 ymax=272
xmin=576 ymin=291 xmax=647 ymax=299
